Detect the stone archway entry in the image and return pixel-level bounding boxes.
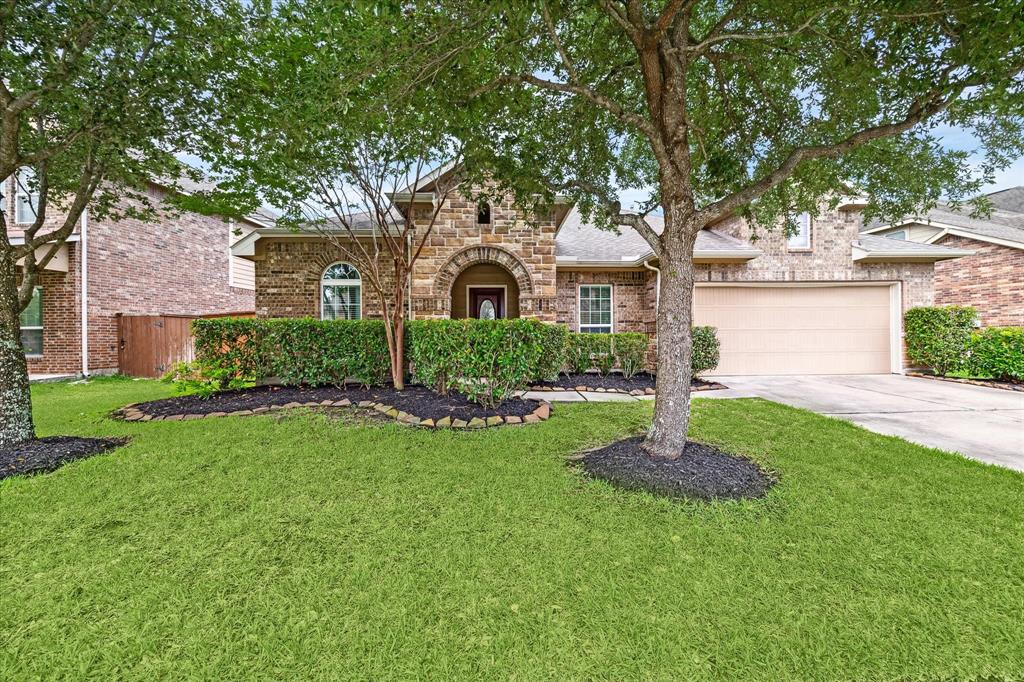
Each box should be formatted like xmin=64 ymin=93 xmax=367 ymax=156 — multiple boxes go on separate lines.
xmin=435 ymin=246 xmax=533 ymax=319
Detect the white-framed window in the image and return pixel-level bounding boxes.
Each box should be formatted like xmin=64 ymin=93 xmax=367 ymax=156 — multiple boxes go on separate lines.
xmin=787 ymin=212 xmax=811 ymax=250
xmin=579 ymin=284 xmax=613 ymax=333
xmin=20 ymin=286 xmax=43 ymax=355
xmin=321 ymin=262 xmax=361 ymax=320
xmin=15 ymin=167 xmax=39 ymax=225
xmin=886 ymin=230 xmax=907 ymax=240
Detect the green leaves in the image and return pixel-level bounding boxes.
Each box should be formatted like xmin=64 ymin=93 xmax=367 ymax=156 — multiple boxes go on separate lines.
xmin=904 ymin=306 xmax=978 ymax=375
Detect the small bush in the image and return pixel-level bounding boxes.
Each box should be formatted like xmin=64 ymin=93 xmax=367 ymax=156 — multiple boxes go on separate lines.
xmin=161 ymin=360 xmax=247 ymax=398
xmin=533 ymin=323 xmax=570 ymax=382
xmin=614 ymin=333 xmax=649 ymax=379
xmin=407 ymin=318 xmax=563 ymax=407
xmin=904 ymin=306 xmax=976 ymax=375
xmin=691 ymin=326 xmax=720 ymax=375
xmin=969 ymin=327 xmax=1024 ymax=382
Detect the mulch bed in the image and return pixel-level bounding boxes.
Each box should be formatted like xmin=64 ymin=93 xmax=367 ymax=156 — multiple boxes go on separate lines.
xmin=574 ymin=436 xmax=774 ymax=501
xmin=116 ymin=385 xmax=549 ymax=429
xmin=1 ymin=436 xmax=127 ymax=480
xmin=906 ymin=372 xmax=1024 ymax=392
xmin=531 ymin=372 xmax=724 ymax=395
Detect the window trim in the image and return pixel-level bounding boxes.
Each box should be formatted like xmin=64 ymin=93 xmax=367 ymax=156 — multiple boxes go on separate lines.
xmin=577 ymin=283 xmax=614 ymax=334
xmin=320 ymin=261 xmax=362 ymax=320
xmin=15 ymin=168 xmax=39 ymax=225
xmin=19 ymin=285 xmax=43 ymax=356
xmin=787 ymin=212 xmax=812 ymax=251
xmin=886 ymin=230 xmax=907 ymax=241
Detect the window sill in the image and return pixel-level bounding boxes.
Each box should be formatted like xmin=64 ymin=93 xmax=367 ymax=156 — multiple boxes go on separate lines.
xmin=786 ymin=248 xmax=813 ymax=253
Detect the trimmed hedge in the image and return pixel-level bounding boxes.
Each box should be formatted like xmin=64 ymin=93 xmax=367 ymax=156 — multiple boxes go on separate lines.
xmin=564 ymin=328 xmax=717 ymax=377
xmin=407 ymin=318 xmax=563 ymax=406
xmin=192 ymin=317 xmax=390 ymax=388
xmin=969 ymin=327 xmax=1024 ymax=382
xmin=904 ymin=306 xmax=976 ymax=375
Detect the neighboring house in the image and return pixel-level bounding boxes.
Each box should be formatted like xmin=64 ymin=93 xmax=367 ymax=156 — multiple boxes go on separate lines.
xmin=6 ymin=171 xmax=272 ymax=376
xmin=862 ymin=186 xmax=1024 ymax=326
xmin=232 ymin=168 xmax=970 ymax=376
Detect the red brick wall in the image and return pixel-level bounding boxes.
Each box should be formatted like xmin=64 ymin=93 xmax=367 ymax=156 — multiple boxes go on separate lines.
xmin=22 ymin=245 xmax=82 ymax=374
xmin=8 ymin=178 xmax=256 ymax=374
xmin=933 ymin=235 xmax=1024 ymax=327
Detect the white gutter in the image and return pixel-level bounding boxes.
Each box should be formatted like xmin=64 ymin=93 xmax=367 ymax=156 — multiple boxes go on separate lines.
xmin=80 ymin=208 xmax=89 ymax=377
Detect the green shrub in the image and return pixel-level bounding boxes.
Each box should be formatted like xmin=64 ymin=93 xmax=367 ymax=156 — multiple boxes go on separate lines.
xmin=691 ymin=326 xmax=720 ymax=375
xmin=969 ymin=327 xmax=1024 ymax=382
xmin=192 ymin=317 xmax=390 ymax=388
xmin=407 ymin=318 xmax=563 ymax=406
xmin=161 ymin=360 xmax=248 ymax=398
xmin=904 ymin=306 xmax=976 ymax=375
xmin=533 ymin=323 xmax=570 ymax=382
xmin=614 ymin=333 xmax=649 ymax=379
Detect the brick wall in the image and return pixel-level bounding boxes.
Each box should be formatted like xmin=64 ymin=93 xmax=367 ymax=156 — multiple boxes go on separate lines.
xmin=7 ymin=177 xmax=256 ymax=374
xmin=254 ymin=239 xmax=397 ymax=319
xmin=22 ymin=245 xmax=82 ymax=374
xmin=555 ymin=269 xmax=656 ymax=332
xmin=933 ymin=234 xmax=1024 ymax=326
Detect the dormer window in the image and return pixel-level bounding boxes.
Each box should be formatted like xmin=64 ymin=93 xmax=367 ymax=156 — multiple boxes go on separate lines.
xmin=477 ymin=201 xmax=491 ymax=225
xmin=787 ymin=212 xmax=811 ymax=250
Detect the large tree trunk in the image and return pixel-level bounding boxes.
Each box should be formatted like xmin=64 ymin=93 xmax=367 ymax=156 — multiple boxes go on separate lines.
xmin=642 ymin=205 xmax=699 ymax=460
xmin=0 ymin=249 xmax=35 ymax=448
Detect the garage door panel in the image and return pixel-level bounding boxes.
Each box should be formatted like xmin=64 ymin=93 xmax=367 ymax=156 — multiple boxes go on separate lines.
xmin=694 ymin=285 xmax=893 ymax=376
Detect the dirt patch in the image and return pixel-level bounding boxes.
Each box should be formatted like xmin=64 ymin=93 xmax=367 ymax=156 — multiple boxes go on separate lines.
xmin=574 ymin=436 xmax=773 ymax=501
xmin=533 ymin=373 xmax=724 ymax=393
xmin=1 ymin=436 xmax=127 ymax=480
xmin=123 ymin=385 xmax=544 ymax=425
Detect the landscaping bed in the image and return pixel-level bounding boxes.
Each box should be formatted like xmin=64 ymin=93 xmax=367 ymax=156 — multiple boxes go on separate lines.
xmin=906 ymin=371 xmax=1024 ymax=392
xmin=0 ymin=436 xmax=127 ymax=480
xmin=531 ymin=372 xmax=724 ymax=394
xmin=116 ymin=385 xmax=549 ymax=428
xmin=574 ymin=435 xmax=774 ymax=501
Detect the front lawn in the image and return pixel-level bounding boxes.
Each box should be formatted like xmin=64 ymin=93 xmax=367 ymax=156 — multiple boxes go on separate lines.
xmin=2 ymin=377 xmax=1023 ymax=680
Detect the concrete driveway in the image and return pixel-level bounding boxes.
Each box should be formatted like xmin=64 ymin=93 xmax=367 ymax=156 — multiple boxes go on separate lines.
xmin=707 ymin=374 xmax=1024 ymax=471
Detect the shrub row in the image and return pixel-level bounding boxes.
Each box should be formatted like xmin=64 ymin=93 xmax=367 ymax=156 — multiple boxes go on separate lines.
xmin=190 ymin=318 xmax=722 ymax=403
xmin=904 ymin=306 xmax=1023 ymax=381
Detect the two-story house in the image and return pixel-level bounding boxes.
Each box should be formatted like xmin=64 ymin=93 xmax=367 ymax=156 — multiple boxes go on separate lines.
xmin=6 ymin=171 xmax=272 ymax=377
xmin=231 ymin=168 xmax=971 ymax=376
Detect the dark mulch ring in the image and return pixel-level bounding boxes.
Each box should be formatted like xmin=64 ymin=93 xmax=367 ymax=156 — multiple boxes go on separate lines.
xmin=532 ymin=372 xmax=725 ymax=394
xmin=1 ymin=436 xmax=128 ymax=481
xmin=119 ymin=384 xmax=546 ymax=426
xmin=573 ymin=436 xmax=774 ymax=501
xmin=906 ymin=371 xmax=1024 ymax=393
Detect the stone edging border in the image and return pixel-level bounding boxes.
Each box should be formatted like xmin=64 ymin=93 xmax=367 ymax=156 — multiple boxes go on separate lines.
xmin=905 ymin=372 xmax=1024 ymax=393
xmin=113 ymin=398 xmax=552 ymax=429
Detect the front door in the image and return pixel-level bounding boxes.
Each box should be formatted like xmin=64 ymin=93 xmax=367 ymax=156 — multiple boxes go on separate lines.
xmin=469 ymin=288 xmax=505 ymax=319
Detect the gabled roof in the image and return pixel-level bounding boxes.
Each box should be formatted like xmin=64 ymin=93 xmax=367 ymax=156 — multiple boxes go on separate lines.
xmin=863 ymin=188 xmax=1024 ymax=250
xmin=555 ymin=207 xmax=761 ymax=266
xmin=852 ymin=234 xmax=974 ymax=263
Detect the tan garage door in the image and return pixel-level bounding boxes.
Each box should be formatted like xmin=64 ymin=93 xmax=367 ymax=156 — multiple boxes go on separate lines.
xmin=693 ymin=284 xmax=893 ymax=375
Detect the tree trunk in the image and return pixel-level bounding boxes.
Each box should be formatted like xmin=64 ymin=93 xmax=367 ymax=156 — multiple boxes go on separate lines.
xmin=0 ymin=248 xmax=35 ymax=447
xmin=642 ymin=206 xmax=699 ymax=460
xmin=391 ymin=312 xmax=406 ymax=390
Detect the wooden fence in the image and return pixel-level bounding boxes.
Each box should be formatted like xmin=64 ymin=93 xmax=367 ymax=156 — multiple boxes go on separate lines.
xmin=117 ymin=312 xmax=254 ymax=378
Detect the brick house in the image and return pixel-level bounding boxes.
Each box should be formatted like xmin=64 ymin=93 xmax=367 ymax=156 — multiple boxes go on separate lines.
xmin=7 ymin=173 xmax=271 ymax=376
xmin=232 ymin=169 xmax=971 ymax=376
xmin=862 ymin=186 xmax=1024 ymax=327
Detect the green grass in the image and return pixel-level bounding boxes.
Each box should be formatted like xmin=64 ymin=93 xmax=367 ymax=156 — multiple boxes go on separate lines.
xmin=2 ymin=377 xmax=1023 ymax=680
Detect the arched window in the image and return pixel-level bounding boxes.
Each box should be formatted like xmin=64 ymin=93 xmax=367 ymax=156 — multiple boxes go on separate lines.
xmin=321 ymin=262 xmax=361 ymax=320
xmin=477 ymin=201 xmax=491 ymax=225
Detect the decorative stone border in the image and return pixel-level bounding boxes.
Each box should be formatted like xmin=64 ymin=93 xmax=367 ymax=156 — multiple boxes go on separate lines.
xmin=114 ymin=398 xmax=552 ymax=429
xmin=905 ymin=372 xmax=1024 ymax=393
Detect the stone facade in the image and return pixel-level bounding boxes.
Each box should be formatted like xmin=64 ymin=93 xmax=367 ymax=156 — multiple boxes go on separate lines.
xmin=6 ymin=177 xmax=257 ymax=374
xmin=933 ymin=234 xmax=1024 ymax=326
xmin=253 ymin=190 xmax=560 ymax=322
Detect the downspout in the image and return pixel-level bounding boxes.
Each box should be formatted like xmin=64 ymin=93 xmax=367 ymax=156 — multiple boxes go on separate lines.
xmin=80 ymin=207 xmax=89 ymax=377
xmin=643 ymin=259 xmax=660 ymax=309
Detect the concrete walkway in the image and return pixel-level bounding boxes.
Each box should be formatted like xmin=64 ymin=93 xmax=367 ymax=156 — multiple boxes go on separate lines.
xmin=526 ymin=375 xmax=1024 ymax=471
